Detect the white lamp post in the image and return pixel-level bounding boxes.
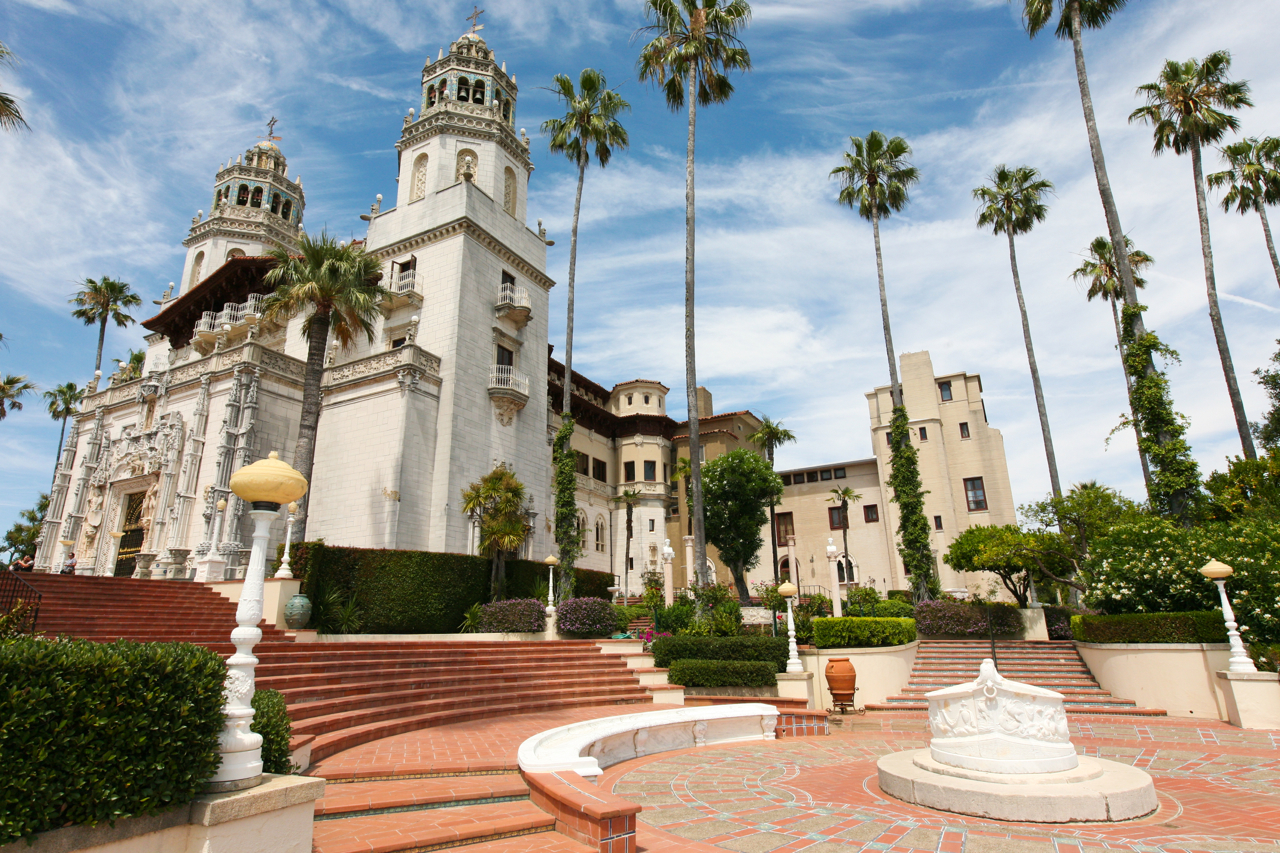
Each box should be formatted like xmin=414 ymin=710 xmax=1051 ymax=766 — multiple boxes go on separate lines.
xmin=274 ymin=501 xmax=299 ymax=579
xmin=209 ymin=451 xmax=307 ymax=791
xmin=544 ymin=554 xmax=559 ymax=618
xmin=826 ymin=538 xmax=842 ymax=618
xmin=778 ymin=580 xmax=803 ymax=673
xmin=1199 ymin=559 xmax=1257 ymax=674
xmin=661 ymin=539 xmax=675 ymax=607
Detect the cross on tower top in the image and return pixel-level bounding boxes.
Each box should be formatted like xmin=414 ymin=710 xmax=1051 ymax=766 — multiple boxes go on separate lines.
xmin=259 ymin=116 xmax=282 ymax=143
xmin=466 ymin=5 xmax=484 ymax=33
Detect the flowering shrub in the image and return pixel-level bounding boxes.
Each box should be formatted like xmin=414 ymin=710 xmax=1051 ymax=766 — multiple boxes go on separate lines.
xmin=914 ymin=600 xmax=1022 ymax=636
xmin=640 ymin=629 xmax=673 ymax=651
xmin=1084 ymin=517 xmax=1280 ymax=643
xmin=477 ymin=598 xmax=546 ymax=633
xmin=556 ymin=596 xmax=617 ymax=637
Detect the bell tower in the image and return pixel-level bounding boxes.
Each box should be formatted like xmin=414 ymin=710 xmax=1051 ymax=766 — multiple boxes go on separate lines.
xmin=177 ymin=134 xmax=305 ymax=296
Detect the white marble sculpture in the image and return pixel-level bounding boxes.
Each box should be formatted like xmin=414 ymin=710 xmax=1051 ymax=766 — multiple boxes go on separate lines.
xmin=927 ymin=658 xmax=1076 ymax=774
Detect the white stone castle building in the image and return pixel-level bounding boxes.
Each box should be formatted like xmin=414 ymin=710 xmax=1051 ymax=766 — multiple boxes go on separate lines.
xmin=33 ymin=29 xmax=1016 ymax=596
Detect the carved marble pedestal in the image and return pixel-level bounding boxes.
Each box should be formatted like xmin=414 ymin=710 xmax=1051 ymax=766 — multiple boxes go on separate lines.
xmin=133 ymin=552 xmax=157 ymax=581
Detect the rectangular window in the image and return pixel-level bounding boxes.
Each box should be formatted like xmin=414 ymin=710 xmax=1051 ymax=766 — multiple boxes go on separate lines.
xmin=964 ymin=477 xmax=988 ymax=512
xmin=775 ymin=512 xmax=795 ymax=547
xmin=806 ymin=471 xmax=819 ymax=483
xmin=864 ymin=504 xmax=879 ymax=523
xmin=390 ymin=337 xmax=407 ymax=349
xmin=960 ymin=422 xmax=971 ymax=439
xmin=592 ymin=458 xmax=607 ymax=482
xmin=648 ymin=519 xmax=655 ymax=532
xmin=934 ymin=515 xmax=943 ymax=531
xmin=781 ymin=474 xmax=792 ymax=486
xmin=624 ymin=461 xmax=636 ymax=482
xmin=820 ymin=469 xmax=833 ymax=481
xmin=919 ymin=426 xmax=928 ymax=442
xmin=495 ymin=344 xmax=514 ymax=367
xmin=939 ymin=381 xmax=953 ymax=402
xmin=501 ymin=270 xmax=516 ymax=286
xmin=663 ymin=463 xmax=668 ymax=483
xmin=828 ymin=506 xmax=846 ymax=530
xmin=575 ymin=452 xmax=589 ymax=476
xmin=886 ymin=432 xmax=893 ymax=447
xmin=833 ymin=468 xmax=846 ymax=479
xmin=644 ymin=460 xmax=656 ymax=482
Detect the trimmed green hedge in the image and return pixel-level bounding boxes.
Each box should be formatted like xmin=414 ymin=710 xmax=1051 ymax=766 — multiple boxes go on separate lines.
xmin=1071 ymin=611 xmax=1228 ymax=644
xmin=0 ymin=638 xmax=226 ymax=843
xmin=292 ymin=542 xmax=613 ymax=634
xmin=873 ymin=600 xmax=915 ymax=618
xmin=668 ymin=659 xmax=778 ymax=688
xmin=812 ymin=617 xmax=917 ymax=649
xmin=651 ymin=636 xmax=788 ymax=672
xmin=251 ymin=689 xmax=293 ymax=775
xmin=887 ymin=589 xmax=912 ymax=603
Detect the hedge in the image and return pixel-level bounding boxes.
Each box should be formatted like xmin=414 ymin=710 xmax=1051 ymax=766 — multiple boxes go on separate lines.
xmin=251 ymin=689 xmax=293 ymax=775
xmin=479 ymin=599 xmax=546 ymax=633
xmin=668 ymin=659 xmax=777 ymax=688
xmin=873 ymin=600 xmax=915 ymax=619
xmin=292 ymin=542 xmax=613 ymax=634
xmin=812 ymin=617 xmax=917 ymax=649
xmin=651 ymin=636 xmax=788 ymax=672
xmin=914 ymin=600 xmax=1023 ymax=636
xmin=1070 ymin=611 xmax=1228 ymax=644
xmin=887 ymin=589 xmax=912 ymax=603
xmin=557 ymin=597 xmax=618 ymax=637
xmin=0 ymin=638 xmax=226 ymax=843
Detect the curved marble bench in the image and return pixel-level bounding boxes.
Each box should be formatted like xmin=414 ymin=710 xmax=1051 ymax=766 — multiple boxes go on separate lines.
xmin=517 ymin=703 xmax=778 ymax=779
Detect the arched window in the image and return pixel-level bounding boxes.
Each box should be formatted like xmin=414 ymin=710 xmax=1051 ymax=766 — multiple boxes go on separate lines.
xmin=502 ymin=98 xmax=511 ymax=122
xmin=577 ymin=511 xmax=588 ymax=541
xmin=456 ymin=77 xmax=470 ymax=102
xmin=456 ymin=148 xmax=478 ymax=183
xmin=270 ymin=192 xmax=281 ymax=214
xmin=471 ymin=79 xmax=486 ymax=104
xmin=281 ymin=199 xmax=293 ymax=221
xmin=503 ymin=167 xmax=516 ymax=215
xmin=189 ymin=251 xmax=205 ymax=290
xmin=410 ymin=153 xmax=429 ymax=202
xmin=225 ymin=248 xmax=246 ymax=261
xmin=595 ymin=518 xmax=606 ymax=553
xmin=236 ymin=184 xmax=249 ymax=206
xmin=426 ymin=85 xmax=436 ymax=107
xmin=778 ymin=556 xmax=791 ymax=582
xmin=250 ymin=187 xmax=263 ymax=208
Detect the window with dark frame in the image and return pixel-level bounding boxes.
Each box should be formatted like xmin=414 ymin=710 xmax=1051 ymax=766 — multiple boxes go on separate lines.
xmin=644 ymin=460 xmax=656 ymax=482
xmin=834 ymin=468 xmax=846 ymax=479
xmin=592 ymin=458 xmax=607 ymax=482
xmin=624 ymin=461 xmax=636 ymax=482
xmin=495 ymin=345 xmax=514 ymax=367
xmin=886 ymin=432 xmax=893 ymax=447
xmin=775 ymin=512 xmax=795 ymax=547
xmin=960 ymin=422 xmax=971 ymax=439
xmin=939 ymin=381 xmax=953 ymax=402
xmin=919 ymin=426 xmax=928 ymax=442
xmin=575 ymin=452 xmax=589 ymax=476
xmin=820 ymin=469 xmax=832 ymax=481
xmin=828 ymin=506 xmax=847 ymax=530
xmin=806 ymin=471 xmax=819 ymax=483
xmin=864 ymin=504 xmax=879 ymax=523
xmin=781 ymin=474 xmax=792 ymax=486
xmin=934 ymin=515 xmax=943 ymax=531
xmin=964 ymin=477 xmax=988 ymax=512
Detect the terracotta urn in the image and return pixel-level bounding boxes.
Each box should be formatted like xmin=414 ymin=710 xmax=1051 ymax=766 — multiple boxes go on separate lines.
xmin=826 ymin=657 xmax=857 ymax=704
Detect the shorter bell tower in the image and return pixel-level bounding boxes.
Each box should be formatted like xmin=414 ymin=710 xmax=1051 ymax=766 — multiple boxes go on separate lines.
xmin=177 ymin=136 xmax=306 ymax=297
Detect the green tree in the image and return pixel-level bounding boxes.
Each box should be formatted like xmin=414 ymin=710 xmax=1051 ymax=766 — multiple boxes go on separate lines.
xmin=0 ymin=373 xmax=36 ymax=421
xmin=747 ymin=416 xmax=795 ymax=584
xmin=1253 ymin=340 xmax=1280 ymax=451
xmin=261 ymin=232 xmax=389 ymax=538
xmin=1021 ymin=480 xmax=1145 ymax=566
xmin=1208 ymin=136 xmax=1280 ymax=291
xmin=1073 ymin=235 xmax=1154 ymax=493
xmin=460 ymin=466 xmax=531 ymax=600
xmin=701 ymin=448 xmax=783 ymax=603
xmin=614 ymin=488 xmax=643 ymax=600
xmin=542 ymin=69 xmax=630 ymax=420
xmin=827 ymin=486 xmax=861 ymax=583
xmin=550 ymin=419 xmax=582 ymax=600
xmin=887 ymin=409 xmax=938 ymax=602
xmin=1130 ymin=50 xmax=1255 ymax=460
xmin=43 ymin=382 xmax=83 ymax=483
xmin=3 ymin=493 xmax=47 ymax=562
xmin=117 ymin=348 xmax=146 ymax=381
xmin=974 ymin=164 xmax=1061 ymax=497
xmin=945 ymin=525 xmax=1057 ymax=607
xmin=69 ymin=276 xmax=142 ymax=377
xmin=636 ymin=0 xmax=752 ymax=587
xmin=0 ymin=41 xmax=28 ymax=132
xmin=1204 ymin=451 xmax=1280 ymax=523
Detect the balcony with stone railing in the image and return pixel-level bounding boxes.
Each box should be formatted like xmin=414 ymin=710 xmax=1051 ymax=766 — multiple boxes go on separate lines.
xmin=384 ymin=267 xmax=422 ymax=311
xmin=495 ymin=283 xmax=531 ymax=328
xmin=193 ymin=293 xmax=270 ymax=352
xmin=615 ymin=481 xmax=671 ymax=499
xmin=488 ymin=364 xmax=530 ymax=426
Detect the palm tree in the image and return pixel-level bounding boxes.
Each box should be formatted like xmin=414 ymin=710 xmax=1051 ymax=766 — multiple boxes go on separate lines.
xmin=831 ymin=131 xmax=919 ymax=407
xmin=261 ymin=232 xmax=389 ymax=538
xmin=0 ymin=41 xmax=28 ymax=132
xmin=70 ymin=277 xmax=142 ymax=376
xmin=1130 ymin=50 xmax=1255 ymax=460
xmin=615 ymin=488 xmax=643 ymax=601
xmin=1208 ymin=136 xmax=1280 ymax=291
xmin=636 ymin=0 xmax=752 ymax=587
xmin=747 ymin=417 xmax=795 ymax=584
xmin=117 ymin=348 xmax=146 ymax=381
xmin=461 ymin=466 xmax=531 ymax=600
xmin=1072 ymin=236 xmax=1155 ymax=493
xmin=974 ymin=164 xmax=1062 ymax=498
xmin=43 ymin=382 xmax=83 ymax=483
xmin=827 ymin=485 xmax=861 ymax=585
xmin=0 ymin=374 xmax=36 ymax=421
xmin=542 ymin=69 xmax=630 ymax=419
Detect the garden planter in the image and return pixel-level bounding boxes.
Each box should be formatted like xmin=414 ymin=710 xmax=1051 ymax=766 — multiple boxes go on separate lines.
xmin=826 ymin=657 xmax=857 ymax=704
xmin=284 ymin=593 xmax=312 ymax=630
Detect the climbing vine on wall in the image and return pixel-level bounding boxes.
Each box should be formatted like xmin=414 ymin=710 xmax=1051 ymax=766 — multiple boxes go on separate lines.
xmin=887 ymin=407 xmax=939 ymax=602
xmin=552 ymin=416 xmax=582 ymax=600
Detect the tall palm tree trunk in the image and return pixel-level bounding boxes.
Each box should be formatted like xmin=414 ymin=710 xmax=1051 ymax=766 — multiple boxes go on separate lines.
xmin=683 ymin=74 xmax=708 ymax=587
xmin=1258 ymin=205 xmax=1280 ymax=291
xmin=767 ymin=445 xmax=780 ymax=586
xmin=870 ymin=206 xmax=902 ymax=408
xmin=624 ymin=508 xmax=633 ymax=602
xmin=562 ymin=156 xmax=588 ymax=418
xmin=1110 ymin=298 xmax=1154 ymax=494
xmin=1006 ymin=231 xmax=1062 ymax=497
xmin=839 ymin=503 xmax=850 ymax=585
xmin=1191 ymin=144 xmax=1256 ymax=460
xmin=293 ymin=310 xmax=332 ymax=539
xmin=94 ymin=318 xmax=107 ymax=376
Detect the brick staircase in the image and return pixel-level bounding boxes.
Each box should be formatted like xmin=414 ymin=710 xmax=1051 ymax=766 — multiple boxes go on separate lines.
xmin=866 ymin=640 xmax=1167 ymax=716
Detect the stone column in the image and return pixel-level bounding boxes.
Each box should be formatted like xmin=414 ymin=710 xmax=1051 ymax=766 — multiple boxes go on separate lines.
xmin=682 ymin=535 xmax=694 ymax=591
xmin=661 ymin=539 xmax=674 ymax=607
xmin=786 ymin=535 xmax=797 ymax=585
xmin=827 ymin=538 xmax=842 ymax=618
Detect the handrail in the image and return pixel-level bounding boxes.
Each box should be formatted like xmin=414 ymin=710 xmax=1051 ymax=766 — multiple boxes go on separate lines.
xmin=1 ymin=569 xmax=41 ymax=633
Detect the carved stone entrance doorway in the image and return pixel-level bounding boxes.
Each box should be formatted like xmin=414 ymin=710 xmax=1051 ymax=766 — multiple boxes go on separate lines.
xmin=114 ymin=492 xmax=146 ymax=577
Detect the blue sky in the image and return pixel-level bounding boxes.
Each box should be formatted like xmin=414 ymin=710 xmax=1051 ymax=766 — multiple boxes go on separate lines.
xmin=2 ymin=0 xmax=1279 ymax=534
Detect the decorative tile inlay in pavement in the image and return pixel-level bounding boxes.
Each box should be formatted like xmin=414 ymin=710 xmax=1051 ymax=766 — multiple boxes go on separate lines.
xmin=603 ymin=714 xmax=1280 ymax=853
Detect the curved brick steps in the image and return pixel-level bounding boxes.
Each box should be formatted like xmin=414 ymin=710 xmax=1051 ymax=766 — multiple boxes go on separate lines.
xmin=865 ymin=639 xmax=1166 ymax=716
